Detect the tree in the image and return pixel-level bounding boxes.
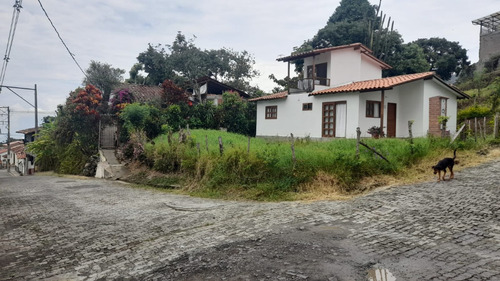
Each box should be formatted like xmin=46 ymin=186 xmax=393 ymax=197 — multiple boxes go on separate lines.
xmin=283 ymin=0 xmax=405 ymax=78
xmin=413 ymin=38 xmax=470 ymax=80
xmin=327 ymin=0 xmax=376 ymax=23
xmin=126 ymin=63 xmax=147 ymax=85
xmin=26 ymin=121 xmax=59 ymax=171
xmin=83 ymin=61 xmax=125 ymax=103
xmin=219 ymin=91 xmax=254 ymax=135
xmin=384 ymin=43 xmax=429 ymax=76
xmin=136 ymin=44 xmax=173 ymax=86
xmin=162 ymin=79 xmax=188 ymax=106
xmin=133 ymin=32 xmax=259 ymax=100
xmin=29 ymin=85 xmax=104 ymax=174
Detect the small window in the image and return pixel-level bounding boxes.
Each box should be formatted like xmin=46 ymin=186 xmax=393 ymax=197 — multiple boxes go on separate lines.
xmin=265 ymin=106 xmax=277 ymax=119
xmin=366 ymin=101 xmax=381 ymax=118
xmin=302 ymin=103 xmax=313 ymax=111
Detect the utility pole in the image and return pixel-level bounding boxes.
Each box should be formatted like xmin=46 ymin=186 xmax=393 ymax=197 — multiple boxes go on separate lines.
xmin=7 ymin=107 xmax=10 ymax=173
xmin=0 ymin=107 xmax=11 ymax=172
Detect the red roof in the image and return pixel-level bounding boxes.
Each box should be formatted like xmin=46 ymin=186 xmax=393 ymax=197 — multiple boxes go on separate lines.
xmin=113 ymin=84 xmax=163 ymax=103
xmin=311 ymin=72 xmax=469 ymax=98
xmin=248 ymin=91 xmax=288 ymax=102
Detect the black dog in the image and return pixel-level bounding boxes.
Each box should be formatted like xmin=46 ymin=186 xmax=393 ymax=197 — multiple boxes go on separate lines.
xmin=432 ymin=149 xmax=458 ymax=182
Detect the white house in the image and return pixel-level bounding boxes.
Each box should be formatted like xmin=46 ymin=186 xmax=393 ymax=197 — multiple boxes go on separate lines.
xmin=250 ymin=43 xmax=469 ymax=139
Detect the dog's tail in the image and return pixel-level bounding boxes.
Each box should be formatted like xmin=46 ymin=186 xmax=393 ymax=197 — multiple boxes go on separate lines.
xmin=453 ymin=148 xmax=457 ymax=160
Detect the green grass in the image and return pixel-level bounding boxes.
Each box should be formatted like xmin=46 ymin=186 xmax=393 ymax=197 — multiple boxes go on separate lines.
xmin=129 ymin=129 xmax=487 ymax=201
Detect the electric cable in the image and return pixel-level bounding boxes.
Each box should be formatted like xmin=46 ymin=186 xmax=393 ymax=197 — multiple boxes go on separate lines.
xmin=0 ymin=0 xmax=23 ymax=93
xmin=36 ymin=0 xmax=89 ymax=81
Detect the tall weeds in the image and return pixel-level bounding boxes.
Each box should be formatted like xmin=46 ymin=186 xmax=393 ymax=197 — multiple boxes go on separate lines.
xmin=140 ymin=129 xmax=468 ymax=199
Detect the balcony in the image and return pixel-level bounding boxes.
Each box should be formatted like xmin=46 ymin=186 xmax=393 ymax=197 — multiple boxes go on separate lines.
xmin=293 ymin=77 xmax=330 ymax=92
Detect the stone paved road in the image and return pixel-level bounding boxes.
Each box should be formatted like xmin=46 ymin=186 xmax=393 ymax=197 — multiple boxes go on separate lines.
xmin=0 ymin=159 xmax=499 ymax=280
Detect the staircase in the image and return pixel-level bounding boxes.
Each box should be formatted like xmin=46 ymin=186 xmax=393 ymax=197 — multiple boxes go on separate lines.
xmin=95 ymin=149 xmax=126 ymax=180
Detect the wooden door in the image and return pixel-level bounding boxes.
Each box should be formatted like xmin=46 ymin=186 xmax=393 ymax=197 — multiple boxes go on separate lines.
xmin=322 ymin=101 xmax=346 ymax=137
xmin=387 ymin=103 xmax=397 ymax=138
xmin=322 ymin=102 xmax=336 ymax=137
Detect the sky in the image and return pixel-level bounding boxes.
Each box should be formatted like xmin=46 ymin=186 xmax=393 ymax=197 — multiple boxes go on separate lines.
xmin=0 ymin=0 xmax=498 ymax=141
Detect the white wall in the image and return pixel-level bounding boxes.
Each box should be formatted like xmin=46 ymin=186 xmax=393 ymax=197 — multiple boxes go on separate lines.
xmin=255 ymin=92 xmax=360 ymax=138
xmin=301 ymin=48 xmax=384 ymax=90
xmin=397 ymin=81 xmax=425 ymax=137
xmin=255 ymin=93 xmax=319 ymax=138
xmin=423 ymin=79 xmax=459 ymax=135
xmin=330 ymin=49 xmax=362 ymax=86
xmin=360 ymin=55 xmax=383 ymax=80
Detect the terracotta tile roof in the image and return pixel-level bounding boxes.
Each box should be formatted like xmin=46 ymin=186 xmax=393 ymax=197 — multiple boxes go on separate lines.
xmin=113 ymin=84 xmax=163 ymax=103
xmin=249 ymin=91 xmax=288 ymax=102
xmin=277 ymin=43 xmax=391 ymax=69
xmin=311 ymin=72 xmax=469 ymax=99
xmin=16 ymin=127 xmax=37 ymax=134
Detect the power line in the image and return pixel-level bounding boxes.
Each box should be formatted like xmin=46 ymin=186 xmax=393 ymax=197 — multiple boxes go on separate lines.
xmin=0 ymin=0 xmax=23 ymax=93
xmin=36 ymin=0 xmax=88 ymax=80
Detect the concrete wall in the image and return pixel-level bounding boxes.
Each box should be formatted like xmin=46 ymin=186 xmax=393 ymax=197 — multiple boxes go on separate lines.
xmin=479 ymin=30 xmax=500 ymax=68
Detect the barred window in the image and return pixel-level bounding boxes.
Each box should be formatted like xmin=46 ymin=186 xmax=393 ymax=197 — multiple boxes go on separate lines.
xmin=265 ymin=106 xmax=277 ymax=119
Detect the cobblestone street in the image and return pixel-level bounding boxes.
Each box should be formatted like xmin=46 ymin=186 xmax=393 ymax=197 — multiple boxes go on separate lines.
xmin=1 ymin=160 xmax=499 ymax=280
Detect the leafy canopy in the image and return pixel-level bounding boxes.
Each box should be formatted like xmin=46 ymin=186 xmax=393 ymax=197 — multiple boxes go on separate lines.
xmin=414 ymin=38 xmax=470 ymax=80
xmin=272 ymin=0 xmax=469 ymax=88
xmin=133 ymin=32 xmax=259 ymax=96
xmin=83 ymin=61 xmax=125 ymax=102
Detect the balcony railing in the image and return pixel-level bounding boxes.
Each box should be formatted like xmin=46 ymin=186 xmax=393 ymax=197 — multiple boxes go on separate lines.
xmin=293 ymin=77 xmax=330 ymax=92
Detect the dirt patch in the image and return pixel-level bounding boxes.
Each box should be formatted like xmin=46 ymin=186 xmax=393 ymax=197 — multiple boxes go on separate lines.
xmin=142 ymin=224 xmax=375 ymax=281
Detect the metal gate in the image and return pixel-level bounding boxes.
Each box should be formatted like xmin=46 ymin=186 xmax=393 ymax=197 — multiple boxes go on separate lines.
xmin=100 ymin=124 xmax=117 ymax=149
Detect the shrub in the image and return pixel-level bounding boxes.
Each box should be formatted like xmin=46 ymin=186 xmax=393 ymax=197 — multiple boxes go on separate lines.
xmin=57 ymin=138 xmax=87 ymax=175
xmin=458 ymin=105 xmax=491 ymax=122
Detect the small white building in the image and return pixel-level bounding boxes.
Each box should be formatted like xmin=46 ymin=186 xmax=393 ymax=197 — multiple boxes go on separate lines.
xmin=251 ymin=43 xmax=469 ymax=139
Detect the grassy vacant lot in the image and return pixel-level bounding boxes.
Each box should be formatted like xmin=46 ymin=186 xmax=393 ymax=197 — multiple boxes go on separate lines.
xmin=125 ymin=129 xmax=498 ymax=201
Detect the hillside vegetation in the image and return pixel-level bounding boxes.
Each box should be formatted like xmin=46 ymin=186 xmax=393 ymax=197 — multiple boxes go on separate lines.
xmin=121 ymin=129 xmax=493 ymax=201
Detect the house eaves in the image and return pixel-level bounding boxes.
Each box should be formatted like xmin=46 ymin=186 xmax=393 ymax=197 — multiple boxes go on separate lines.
xmin=249 ymin=91 xmax=288 ymax=102
xmin=310 ymin=72 xmax=470 ymax=99
xmin=276 ymin=43 xmax=391 ymax=70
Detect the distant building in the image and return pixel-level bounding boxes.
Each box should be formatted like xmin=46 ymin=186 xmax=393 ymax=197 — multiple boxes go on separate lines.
xmin=472 ymin=11 xmax=500 ymax=70
xmin=192 ymin=76 xmax=249 ymax=105
xmin=0 ymin=140 xmax=34 ymax=175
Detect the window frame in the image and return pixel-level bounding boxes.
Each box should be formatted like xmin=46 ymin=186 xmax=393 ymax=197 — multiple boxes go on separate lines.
xmin=265 ymin=105 xmax=278 ymax=119
xmin=302 ymin=103 xmax=313 ymax=111
xmin=366 ymin=100 xmax=381 ymax=118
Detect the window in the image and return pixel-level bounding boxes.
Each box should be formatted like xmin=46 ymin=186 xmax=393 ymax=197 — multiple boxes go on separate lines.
xmin=307 ymin=63 xmax=328 ymax=86
xmin=265 ymin=106 xmax=277 ymax=119
xmin=302 ymin=103 xmax=313 ymax=111
xmin=366 ymin=101 xmax=381 ymax=118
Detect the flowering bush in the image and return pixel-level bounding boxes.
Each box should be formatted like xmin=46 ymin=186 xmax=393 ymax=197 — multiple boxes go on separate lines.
xmin=162 ymin=79 xmax=188 ymax=106
xmin=72 ymin=84 xmax=102 ymax=117
xmin=111 ymin=89 xmax=133 ymax=113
